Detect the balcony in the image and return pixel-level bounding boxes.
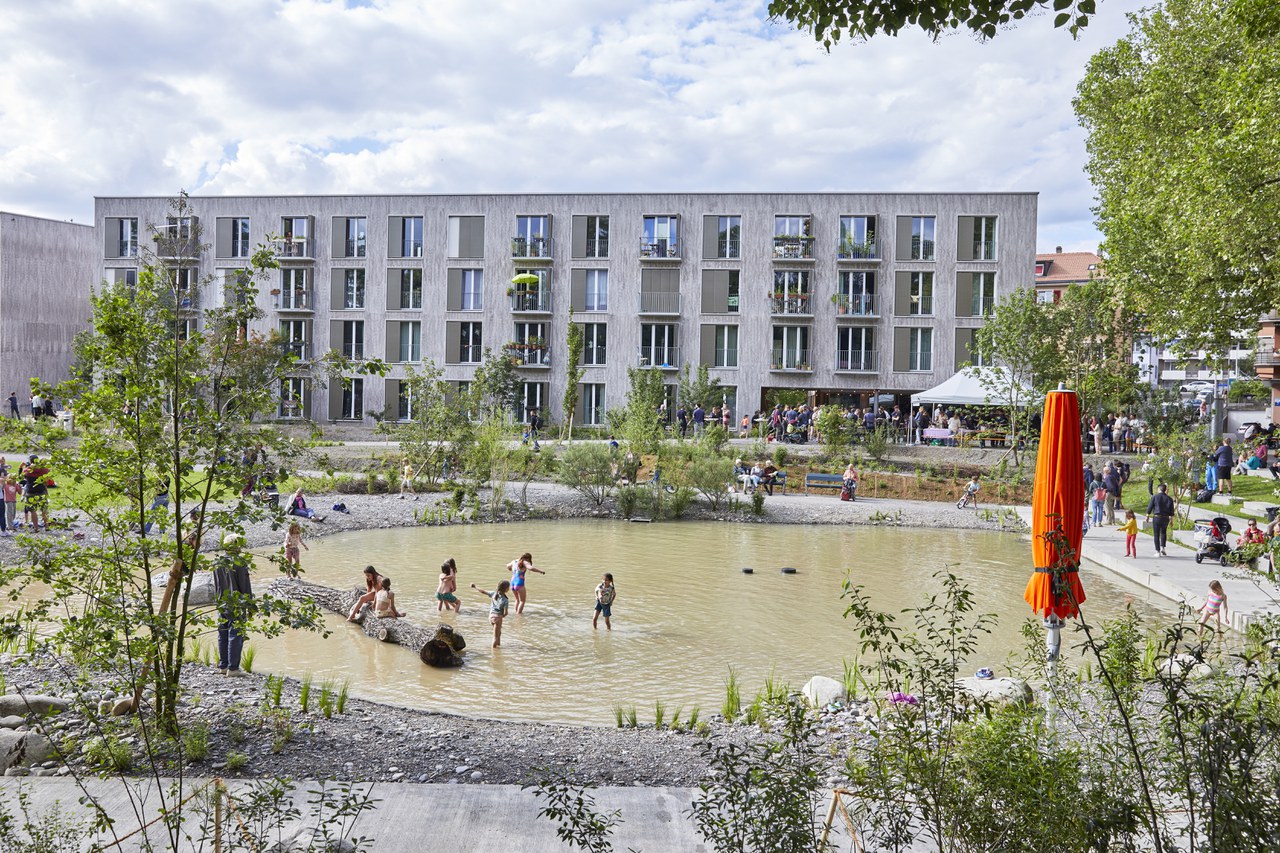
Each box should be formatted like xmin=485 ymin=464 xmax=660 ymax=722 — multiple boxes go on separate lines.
xmin=638 ymin=346 xmax=681 ymax=369
xmin=836 ymin=350 xmax=877 ymax=372
xmin=157 ymin=239 xmax=200 ymax=260
xmin=582 ymin=238 xmax=609 ymax=258
xmin=275 ymin=287 xmax=313 ymax=312
xmin=640 ymin=240 xmax=680 ymax=261
xmin=770 ymin=349 xmax=813 ymax=372
xmin=769 ymin=293 xmax=813 ymax=316
xmin=837 ymin=241 xmax=880 ymax=262
xmin=638 ymin=291 xmax=681 ymax=314
xmin=459 ymin=345 xmax=483 ymax=364
xmin=971 ymin=239 xmax=997 ymax=261
xmin=505 ymin=342 xmax=552 ymax=368
xmin=510 ymin=288 xmax=552 ymax=313
xmin=772 ymin=236 xmax=816 ymax=261
xmin=282 ymin=341 xmax=311 ymax=361
xmin=273 ymin=238 xmax=313 ymax=261
xmin=834 ymin=294 xmax=877 ymax=318
xmin=1256 ymin=347 xmax=1280 ymax=368
xmin=511 ymin=236 xmax=554 ymax=261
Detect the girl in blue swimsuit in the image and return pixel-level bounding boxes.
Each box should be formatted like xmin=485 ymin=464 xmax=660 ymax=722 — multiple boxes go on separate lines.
xmin=507 ymin=552 xmax=546 ymax=614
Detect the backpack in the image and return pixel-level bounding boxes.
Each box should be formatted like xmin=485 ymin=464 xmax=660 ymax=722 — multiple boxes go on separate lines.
xmin=840 ymin=486 xmax=851 ymax=501
xmin=1196 ymin=488 xmax=1215 ymax=503
xmin=1093 ymin=487 xmax=1107 ymax=502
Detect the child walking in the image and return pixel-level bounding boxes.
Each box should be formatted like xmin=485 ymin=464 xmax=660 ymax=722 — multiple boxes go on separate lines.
xmin=507 ymin=552 xmax=546 ymax=614
xmin=471 ymin=580 xmax=510 ymax=647
xmin=593 ymin=573 xmax=616 ymax=630
xmin=1197 ymin=580 xmax=1228 ymax=638
xmin=437 ymin=560 xmax=461 ymax=612
xmin=1117 ymin=510 xmax=1139 ymax=558
xmin=283 ymin=521 xmax=307 ymax=577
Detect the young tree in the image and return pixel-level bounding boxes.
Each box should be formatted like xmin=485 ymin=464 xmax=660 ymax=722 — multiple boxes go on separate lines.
xmin=1050 ymin=278 xmax=1141 ymax=416
xmin=677 ymin=363 xmax=722 ymax=412
xmin=472 ymin=347 xmax=523 ymax=420
xmin=376 ymin=361 xmax=474 ymax=484
xmin=561 ymin=309 xmax=585 ymax=442
xmin=620 ymin=367 xmax=667 ymax=455
xmin=972 ymin=287 xmax=1058 ymax=457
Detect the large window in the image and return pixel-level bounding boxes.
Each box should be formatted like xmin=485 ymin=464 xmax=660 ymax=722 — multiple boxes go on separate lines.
xmin=838 ymin=215 xmax=877 ymax=258
xmin=230 ymin=217 xmax=251 ymax=258
xmin=281 ymin=216 xmax=310 ymax=257
xmin=279 ymin=377 xmax=306 ymax=419
xmin=582 ymin=383 xmax=605 ymax=426
xmin=837 ymin=271 xmax=876 ymax=316
xmin=459 ymin=322 xmax=482 ymax=363
xmin=340 ymin=320 xmax=365 ymax=359
xmin=585 ymin=270 xmax=608 ymax=311
xmin=400 ymin=269 xmax=423 ymax=309
xmin=772 ymin=326 xmax=810 ymax=370
xmin=773 ymin=215 xmax=814 ymax=259
xmin=341 ymin=378 xmax=365 ymax=420
xmin=518 ymin=382 xmax=546 ymax=422
xmin=909 ymin=216 xmax=935 ymax=261
xmin=343 ymin=269 xmax=365 ymax=309
xmin=908 ymin=272 xmax=933 ymax=315
xmin=513 ymin=215 xmax=551 ymax=258
xmin=837 ymin=327 xmax=875 ymax=371
xmin=280 ymin=320 xmax=309 ymax=360
xmin=461 ymin=270 xmax=483 ymax=311
xmin=397 ymin=383 xmax=418 ymax=421
xmin=771 ymin=270 xmax=811 ymax=315
xmin=399 ymin=216 xmax=423 ymax=258
xmin=640 ymin=324 xmax=678 ymax=367
xmin=116 ymin=218 xmax=138 ymax=258
xmin=715 ymin=325 xmax=738 ymax=368
xmin=642 ymin=215 xmax=679 ymax=258
xmin=972 ymin=272 xmax=996 ymax=316
xmin=973 ymin=216 xmax=997 ymax=260
xmin=280 ymin=268 xmax=310 ymax=310
xmin=343 ymin=217 xmax=367 ymax=258
xmin=717 ymin=216 xmax=741 ymax=258
xmin=583 ymin=215 xmax=609 ymax=258
xmin=398 ymin=321 xmax=422 ymax=363
xmin=909 ymin=328 xmax=933 ymax=371
xmin=513 ymin=322 xmax=550 ymax=366
xmin=583 ymin=323 xmax=607 ymax=366
xmin=512 ymin=268 xmax=551 ymax=312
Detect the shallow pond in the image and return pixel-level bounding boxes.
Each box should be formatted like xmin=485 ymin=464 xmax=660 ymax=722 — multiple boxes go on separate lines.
xmin=249 ymin=520 xmax=1172 ymax=725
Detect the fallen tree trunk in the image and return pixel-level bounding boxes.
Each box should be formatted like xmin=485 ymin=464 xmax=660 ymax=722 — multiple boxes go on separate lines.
xmin=268 ymin=578 xmax=466 ymax=667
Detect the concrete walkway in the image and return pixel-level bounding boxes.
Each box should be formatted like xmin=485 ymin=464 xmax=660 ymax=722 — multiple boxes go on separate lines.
xmin=0 ymin=777 xmax=866 ymax=852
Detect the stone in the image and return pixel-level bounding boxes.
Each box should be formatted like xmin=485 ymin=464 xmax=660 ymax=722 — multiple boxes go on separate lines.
xmin=111 ymin=698 xmax=136 ymax=717
xmin=801 ymin=676 xmax=848 ymax=709
xmin=270 ymin=826 xmax=357 ymax=853
xmin=152 ymin=569 xmax=217 ymax=606
xmin=1158 ymin=654 xmax=1214 ymax=680
xmin=470 ymin=771 xmax=482 ymax=780
xmin=5 ymin=767 xmax=29 ymax=777
xmin=0 ymin=695 xmax=69 ymax=717
xmin=0 ymin=731 xmax=55 ymax=772
xmin=0 ymin=715 xmax=24 ymax=729
xmin=956 ymin=676 xmax=1033 ymax=705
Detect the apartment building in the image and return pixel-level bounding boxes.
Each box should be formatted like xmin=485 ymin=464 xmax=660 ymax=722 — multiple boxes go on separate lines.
xmin=94 ymin=193 xmax=1037 ymax=426
xmin=0 ymin=211 xmax=96 ymax=405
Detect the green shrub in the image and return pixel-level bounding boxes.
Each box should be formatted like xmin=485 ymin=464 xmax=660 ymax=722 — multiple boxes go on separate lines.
xmin=83 ymin=735 xmax=132 ymax=772
xmin=751 ymin=490 xmax=766 ymax=516
xmin=225 ymin=751 xmax=249 ymax=773
xmin=688 ymin=455 xmax=735 ymax=511
xmin=615 ymin=485 xmax=641 ymax=519
xmin=772 ymin=446 xmax=789 ymax=468
xmin=182 ymin=723 xmax=211 ymax=762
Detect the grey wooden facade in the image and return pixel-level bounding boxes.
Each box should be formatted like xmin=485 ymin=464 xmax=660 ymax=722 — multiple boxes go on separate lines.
xmin=0 ymin=212 xmax=96 ymax=407
xmin=94 ymin=192 xmax=1036 ymax=425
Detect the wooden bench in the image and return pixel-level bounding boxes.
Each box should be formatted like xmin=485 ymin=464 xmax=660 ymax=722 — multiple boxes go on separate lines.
xmin=804 ymin=473 xmax=844 ymax=495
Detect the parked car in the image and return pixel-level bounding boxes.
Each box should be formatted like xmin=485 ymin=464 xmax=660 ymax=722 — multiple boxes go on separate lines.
xmin=1181 ymin=380 xmax=1214 ymax=394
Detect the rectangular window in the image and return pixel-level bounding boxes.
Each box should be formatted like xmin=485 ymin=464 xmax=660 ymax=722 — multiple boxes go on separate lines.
xmin=512 ymin=268 xmax=551 ymax=312
xmin=518 ymin=382 xmax=545 ymax=422
xmin=640 ymin=324 xmax=678 ymax=367
xmin=461 ymin=269 xmax=483 ymax=311
xmin=773 ymin=215 xmax=814 ymax=259
xmin=175 ymin=318 xmax=197 ymax=341
xmin=973 ymin=216 xmax=997 ymax=260
xmin=513 ymin=215 xmax=552 ymax=258
xmin=118 ymin=218 xmax=139 ymax=257
xmin=341 ymin=320 xmax=365 ymax=359
xmin=172 ymin=267 xmax=196 ymax=309
xmin=399 ymin=269 xmax=423 ymax=309
xmin=107 ymin=268 xmax=139 ymax=288
xmin=401 ymin=216 xmax=423 ymax=258
xmin=341 ymin=217 xmax=367 ymax=258
xmin=909 ymin=328 xmax=933 ymax=372
xmin=280 ymin=320 xmax=309 ymax=360
xmin=280 ymin=268 xmax=310 ymax=310
xmin=972 ymin=272 xmax=996 ymax=316
xmin=718 ymin=216 xmax=741 ymax=258
xmin=838 ymin=215 xmax=877 ymax=258
xmin=910 ymin=216 xmax=936 ymax=261
xmin=341 ymin=378 xmax=365 ymax=420
xmin=771 ymin=326 xmax=811 ymax=370
xmin=909 ymin=272 xmax=934 ymax=315
xmin=642 ymin=215 xmax=679 ymax=258
xmin=279 ymin=377 xmax=306 ymax=419
xmin=582 ymin=383 xmax=605 ymax=426
xmin=837 ymin=270 xmax=876 ymax=316
xmin=584 ymin=270 xmax=608 ymax=311
xmin=399 ymin=321 xmax=422 ymax=363
xmin=281 ymin=216 xmax=311 ymax=257
xmin=230 ymin=217 xmax=250 ymax=258
xmin=512 ymin=322 xmax=550 ymax=366
xmin=715 ymin=325 xmax=738 ymax=368
xmin=460 ymin=322 xmax=483 ymax=363
xmin=771 ymin=270 xmax=811 ymax=315
xmin=573 ymin=215 xmax=609 ymax=258
xmin=448 ymin=216 xmax=485 ymax=258
xmin=343 ymin=269 xmax=366 ymax=309
xmin=837 ymin=327 xmax=875 ymax=371
xmin=583 ymin=323 xmax=607 ymax=366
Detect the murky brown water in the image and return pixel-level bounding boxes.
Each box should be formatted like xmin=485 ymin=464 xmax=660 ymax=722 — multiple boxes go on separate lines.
xmin=246 ymin=520 xmax=1171 ymax=725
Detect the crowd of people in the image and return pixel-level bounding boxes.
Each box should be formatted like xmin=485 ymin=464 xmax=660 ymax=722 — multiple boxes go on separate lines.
xmin=0 ymin=454 xmax=52 ymax=535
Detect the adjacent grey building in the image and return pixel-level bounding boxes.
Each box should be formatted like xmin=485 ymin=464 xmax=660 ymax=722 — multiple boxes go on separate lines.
xmin=0 ymin=212 xmax=96 ymax=409
xmin=94 ymin=192 xmax=1036 ymax=426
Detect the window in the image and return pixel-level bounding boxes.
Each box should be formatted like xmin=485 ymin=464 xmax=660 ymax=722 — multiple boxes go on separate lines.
xmin=772 ymin=326 xmax=810 ymax=370
xmin=837 ymin=271 xmax=876 ymax=316
xmin=397 ymin=383 xmax=417 ymax=421
xmin=718 ymin=216 xmax=742 ymax=258
xmin=279 ymin=378 xmax=306 ymax=419
xmin=909 ymin=272 xmax=934 ymax=315
xmin=518 ymin=382 xmax=545 ymax=422
xmin=771 ymin=270 xmax=811 ymax=315
xmin=1034 ymin=262 xmax=1047 ymax=276
xmin=161 ymin=216 xmax=196 ymax=257
xmin=512 ymin=322 xmax=550 ymax=366
xmin=460 ymin=322 xmax=483 ymax=363
xmin=448 ymin=216 xmax=485 ymax=258
xmin=1036 ymin=289 xmax=1056 ymax=304
xmin=280 ymin=268 xmax=310 ymax=310
xmin=837 ymin=327 xmax=875 ymax=371
xmin=175 ymin=318 xmax=198 ymax=341
xmin=585 ymin=270 xmax=608 ymax=311
xmin=573 ymin=215 xmax=609 ymax=258
xmin=107 ymin=268 xmax=138 ymax=288
xmin=909 ymin=328 xmax=933 ymax=371
xmin=341 ymin=378 xmax=365 ymax=420
xmin=973 ymin=216 xmax=997 ymax=260
xmin=399 ymin=269 xmax=423 ymax=309
xmin=642 ymin=215 xmax=679 ymax=258
xmin=512 ymin=268 xmax=551 ymax=312
xmin=399 ymin=217 xmax=423 ymax=258
xmin=280 ymin=320 xmax=309 ymax=360
xmin=281 ymin=217 xmax=310 ymax=257
xmin=172 ymin=267 xmax=196 ymax=309
xmin=340 ymin=320 xmax=365 ymax=359
xmin=230 ymin=217 xmax=250 ymax=257
xmin=971 ymin=272 xmax=996 ymax=316
xmin=462 ymin=270 xmax=483 ymax=311
xmin=339 ymin=217 xmax=367 ymax=258
xmin=166 ymin=216 xmax=194 ymax=241
xmin=582 ymin=383 xmax=605 ymax=426
xmin=116 ymin=218 xmax=138 ymax=258
xmin=343 ymin=269 xmax=365 ymax=309
xmin=773 ymin=215 xmax=814 ymax=259
xmin=896 ymin=215 xmax=935 ymax=261
xmin=583 ymin=323 xmax=607 ymax=366
xmin=398 ymin=321 xmax=422 ymax=362
xmin=715 ymin=325 xmax=738 ymax=368
xmin=838 ymin=216 xmax=877 ymax=259
xmin=640 ymin=324 xmax=678 ymax=367
xmin=513 ymin=215 xmax=551 ymax=258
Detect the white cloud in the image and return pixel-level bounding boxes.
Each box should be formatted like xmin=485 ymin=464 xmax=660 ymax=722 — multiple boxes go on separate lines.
xmin=0 ymin=0 xmax=1143 ymax=248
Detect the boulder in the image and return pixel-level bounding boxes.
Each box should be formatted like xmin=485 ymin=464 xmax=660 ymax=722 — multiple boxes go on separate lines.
xmin=0 ymin=695 xmax=69 ymax=717
xmin=0 ymin=731 xmax=54 ymax=772
xmin=0 ymin=715 xmax=24 ymax=729
xmin=801 ymin=676 xmax=848 ymax=709
xmin=956 ymin=677 xmax=1033 ymax=705
xmin=152 ymin=570 xmax=216 ymax=606
xmin=1158 ymin=654 xmax=1214 ymax=680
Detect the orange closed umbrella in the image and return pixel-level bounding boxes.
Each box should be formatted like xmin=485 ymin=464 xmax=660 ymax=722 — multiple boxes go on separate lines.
xmin=1024 ymin=388 xmax=1087 ymax=624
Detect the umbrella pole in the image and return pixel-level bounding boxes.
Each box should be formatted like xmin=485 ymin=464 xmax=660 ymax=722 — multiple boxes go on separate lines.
xmin=1044 ymin=615 xmax=1064 ymax=666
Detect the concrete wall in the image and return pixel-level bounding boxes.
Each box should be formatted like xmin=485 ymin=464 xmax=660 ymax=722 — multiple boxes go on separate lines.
xmin=94 ymin=192 xmax=1037 ymax=425
xmin=0 ymin=212 xmax=96 ymax=408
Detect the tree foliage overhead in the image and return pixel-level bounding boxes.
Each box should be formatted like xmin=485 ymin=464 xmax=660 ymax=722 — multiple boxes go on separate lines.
xmin=1075 ymin=0 xmax=1280 ymax=353
xmin=768 ymin=0 xmax=1098 ymax=46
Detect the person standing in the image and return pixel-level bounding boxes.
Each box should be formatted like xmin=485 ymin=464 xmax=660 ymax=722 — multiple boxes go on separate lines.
xmin=593 ymin=573 xmax=616 ymax=630
xmin=1146 ymin=482 xmax=1175 ymax=557
xmin=527 ymin=408 xmax=542 ymax=452
xmin=692 ymin=403 xmax=705 ymax=437
xmin=6 ymin=392 xmax=17 ymax=419
xmin=213 ymin=535 xmax=254 ymax=675
xmin=399 ymin=459 xmax=416 ymax=498
xmin=1102 ymin=464 xmax=1122 ymax=525
xmin=676 ymin=405 xmax=688 ymax=438
xmin=1212 ymin=437 xmax=1235 ymax=496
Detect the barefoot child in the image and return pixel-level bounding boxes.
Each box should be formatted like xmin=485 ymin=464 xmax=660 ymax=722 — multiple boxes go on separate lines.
xmin=593 ymin=573 xmax=616 ymax=630
xmin=1197 ymin=580 xmax=1228 ymax=638
xmin=1117 ymin=509 xmax=1139 ymax=558
xmin=507 ymin=552 xmax=546 ymax=614
xmin=373 ymin=577 xmax=406 ymax=619
xmin=283 ymin=521 xmax=307 ymax=577
xmin=437 ymin=560 xmax=461 ymax=612
xmin=471 ymin=580 xmax=510 ymax=647
xmin=348 ymin=566 xmax=384 ymax=621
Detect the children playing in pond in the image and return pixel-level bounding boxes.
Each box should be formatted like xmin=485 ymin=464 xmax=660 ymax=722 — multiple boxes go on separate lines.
xmin=1197 ymin=580 xmax=1228 ymax=638
xmin=283 ymin=521 xmax=307 ymax=578
xmin=471 ymin=580 xmax=510 ymax=647
xmin=437 ymin=559 xmax=461 ymax=612
xmin=593 ymin=573 xmax=616 ymax=630
xmin=373 ymin=577 xmax=406 ymax=619
xmin=507 ymin=552 xmax=546 ymax=614
xmin=347 ymin=565 xmax=384 ymax=621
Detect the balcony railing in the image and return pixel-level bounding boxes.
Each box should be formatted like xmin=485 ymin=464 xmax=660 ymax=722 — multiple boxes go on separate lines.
xmin=399 ymin=240 xmax=424 ymax=258
xmin=506 ymin=344 xmax=552 ymax=367
xmin=769 ymin=293 xmax=813 ymax=316
xmin=910 ymin=238 xmax=936 ymax=261
xmin=837 ymin=241 xmax=879 ymax=261
xmin=640 ymin=240 xmax=680 ymax=259
xmin=172 ymin=290 xmax=199 ymax=312
xmin=714 ymin=349 xmax=738 ymax=368
xmin=836 ymin=350 xmax=877 ymax=371
xmin=1256 ymin=347 xmax=1280 ymax=367
xmin=835 ymin=293 xmax=877 ymax=317
xmin=459 ymin=344 xmax=483 ymax=364
xmin=639 ymin=291 xmax=681 ymax=314
xmin=115 ymin=241 xmax=139 ymax=258
xmin=717 ymin=240 xmax=741 ymax=259
xmin=274 ymin=238 xmax=312 ymax=259
xmin=512 ymin=236 xmax=554 ymax=259
xmin=971 ymin=239 xmax=997 ymax=260
xmin=340 ymin=344 xmax=364 ymax=360
xmin=638 ymin=346 xmax=681 ymax=369
xmin=771 ymin=349 xmax=812 ymax=371
xmin=971 ymin=297 xmax=995 ymax=316
xmin=345 ymin=238 xmax=367 ymax=258
xmin=275 ymin=288 xmax=313 ymax=311
xmin=283 ymin=341 xmax=310 ymax=361
xmin=511 ymin=289 xmax=552 ymax=312
xmin=773 ymin=236 xmax=816 ymax=260
xmin=583 ymin=238 xmax=609 ymax=258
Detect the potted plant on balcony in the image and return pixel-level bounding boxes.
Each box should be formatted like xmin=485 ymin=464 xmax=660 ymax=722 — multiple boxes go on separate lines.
xmin=831 ymin=293 xmax=850 ymax=314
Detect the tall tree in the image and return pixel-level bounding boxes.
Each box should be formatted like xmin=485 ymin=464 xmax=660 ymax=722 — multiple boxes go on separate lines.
xmin=561 ymin=309 xmax=585 ymax=442
xmin=972 ymin=287 xmax=1059 ymax=456
xmin=1075 ymin=0 xmax=1280 ymax=353
xmin=1051 ymin=279 xmax=1141 ymax=416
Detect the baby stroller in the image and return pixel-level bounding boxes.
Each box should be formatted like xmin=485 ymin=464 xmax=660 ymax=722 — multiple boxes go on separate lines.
xmin=1193 ymin=517 xmax=1233 ymax=565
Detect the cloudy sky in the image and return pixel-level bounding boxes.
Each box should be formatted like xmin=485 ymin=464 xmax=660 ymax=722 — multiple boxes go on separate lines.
xmin=0 ymin=0 xmax=1144 ymax=251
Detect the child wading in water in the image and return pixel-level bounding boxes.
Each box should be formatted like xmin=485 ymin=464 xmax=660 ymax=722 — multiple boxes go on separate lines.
xmin=507 ymin=552 xmax=546 ymax=614
xmin=437 ymin=559 xmax=461 ymax=612
xmin=283 ymin=521 xmax=308 ymax=577
xmin=593 ymin=573 xmax=616 ymax=630
xmin=1117 ymin=510 xmax=1139 ymax=558
xmin=1197 ymin=580 xmax=1228 ymax=637
xmin=471 ymin=580 xmax=510 ymax=647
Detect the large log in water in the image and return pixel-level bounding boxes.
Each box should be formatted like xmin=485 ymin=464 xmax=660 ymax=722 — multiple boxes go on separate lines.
xmin=268 ymin=578 xmax=466 ymax=667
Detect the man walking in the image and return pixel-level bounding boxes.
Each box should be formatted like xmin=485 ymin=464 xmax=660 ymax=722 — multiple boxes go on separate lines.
xmin=1103 ymin=463 xmax=1122 ymax=525
xmin=1146 ymin=482 xmax=1176 ymax=557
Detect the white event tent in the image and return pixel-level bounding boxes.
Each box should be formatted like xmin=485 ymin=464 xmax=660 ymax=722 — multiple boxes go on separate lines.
xmin=910 ymin=368 xmax=1038 ymax=408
